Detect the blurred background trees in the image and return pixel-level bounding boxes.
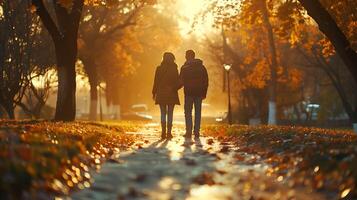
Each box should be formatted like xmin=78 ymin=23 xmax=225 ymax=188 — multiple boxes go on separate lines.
xmin=199 ymin=0 xmax=356 ymax=128
xmin=0 ymin=0 xmax=356 ymax=130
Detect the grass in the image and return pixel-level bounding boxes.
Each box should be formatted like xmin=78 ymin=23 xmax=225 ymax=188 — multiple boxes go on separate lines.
xmin=204 ymin=125 xmax=357 ymax=199
xmin=0 ymin=120 xmax=142 ymax=199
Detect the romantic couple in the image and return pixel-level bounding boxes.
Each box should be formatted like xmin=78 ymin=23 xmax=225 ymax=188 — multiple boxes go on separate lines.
xmin=152 ymin=50 xmax=209 ymax=140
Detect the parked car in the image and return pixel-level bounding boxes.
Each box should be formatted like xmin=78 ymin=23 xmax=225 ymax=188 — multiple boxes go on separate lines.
xmin=122 ymin=104 xmax=153 ymax=121
xmin=215 ymin=112 xmax=228 ymax=123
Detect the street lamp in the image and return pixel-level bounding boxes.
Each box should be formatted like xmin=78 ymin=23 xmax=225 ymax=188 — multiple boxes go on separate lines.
xmin=224 ymin=64 xmax=232 ymax=125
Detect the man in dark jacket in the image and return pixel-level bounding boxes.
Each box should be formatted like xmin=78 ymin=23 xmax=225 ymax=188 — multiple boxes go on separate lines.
xmin=180 ymin=50 xmax=209 ymax=138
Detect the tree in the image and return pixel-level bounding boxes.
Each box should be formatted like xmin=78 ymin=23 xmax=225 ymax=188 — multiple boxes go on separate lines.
xmin=297 ymin=0 xmax=357 ymax=87
xmin=32 ymin=0 xmax=157 ymax=121
xmin=32 ymin=0 xmax=84 ymax=121
xmin=258 ymin=0 xmax=279 ymax=125
xmin=105 ymin=3 xmax=182 ymax=110
xmin=79 ymin=1 xmax=147 ymax=120
xmin=0 ymin=0 xmax=32 ymax=119
xmin=295 ymin=26 xmax=357 ymax=123
xmin=205 ymin=0 xmax=309 ymax=124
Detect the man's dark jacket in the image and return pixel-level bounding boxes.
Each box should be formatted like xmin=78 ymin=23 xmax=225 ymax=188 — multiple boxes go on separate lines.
xmin=179 ymin=59 xmax=209 ymax=98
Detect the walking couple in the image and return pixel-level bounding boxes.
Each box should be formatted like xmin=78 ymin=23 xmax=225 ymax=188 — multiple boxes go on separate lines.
xmin=152 ymin=50 xmax=209 ymax=140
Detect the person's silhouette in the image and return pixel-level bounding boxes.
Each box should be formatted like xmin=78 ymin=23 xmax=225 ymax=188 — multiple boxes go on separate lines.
xmin=179 ymin=50 xmax=209 ymax=139
xmin=152 ymin=52 xmax=181 ymax=139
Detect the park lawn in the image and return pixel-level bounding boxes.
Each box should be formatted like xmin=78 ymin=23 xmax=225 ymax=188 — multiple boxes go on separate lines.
xmin=0 ymin=120 xmax=141 ymax=199
xmin=204 ymin=125 xmax=357 ymax=199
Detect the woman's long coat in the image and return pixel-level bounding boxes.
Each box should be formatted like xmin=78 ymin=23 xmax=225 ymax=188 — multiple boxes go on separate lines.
xmin=152 ymin=62 xmax=180 ymax=105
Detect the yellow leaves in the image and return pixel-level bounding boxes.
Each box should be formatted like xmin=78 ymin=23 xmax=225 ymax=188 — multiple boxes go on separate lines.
xmin=279 ymin=68 xmax=303 ymax=89
xmin=204 ymin=124 xmax=357 ymax=198
xmin=289 ymin=31 xmax=299 ymax=46
xmin=319 ymin=38 xmax=335 ymax=58
xmin=244 ymin=59 xmax=270 ymax=89
xmin=0 ymin=121 xmax=139 ymax=196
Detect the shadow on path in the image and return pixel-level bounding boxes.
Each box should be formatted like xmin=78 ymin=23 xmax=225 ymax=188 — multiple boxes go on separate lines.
xmin=71 ymin=126 xmax=222 ymax=200
xmin=70 ymin=125 xmax=327 ymax=200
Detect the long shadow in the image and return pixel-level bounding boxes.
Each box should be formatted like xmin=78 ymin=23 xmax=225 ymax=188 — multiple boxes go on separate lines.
xmin=148 ymin=138 xmax=166 ymax=148
xmin=71 ymin=135 xmax=219 ymax=200
xmin=158 ymin=138 xmax=170 ymax=148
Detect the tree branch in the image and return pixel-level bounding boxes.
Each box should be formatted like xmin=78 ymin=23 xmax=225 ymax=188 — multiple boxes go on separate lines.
xmin=298 ymin=0 xmax=357 ymax=85
xmin=32 ymin=0 xmax=61 ymax=42
xmin=101 ymin=5 xmax=142 ymax=38
xmin=71 ymin=0 xmax=84 ymax=34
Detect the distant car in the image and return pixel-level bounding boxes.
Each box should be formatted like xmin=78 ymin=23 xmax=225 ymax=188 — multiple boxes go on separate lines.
xmin=200 ymin=103 xmax=227 ymax=124
xmin=215 ymin=112 xmax=228 ymax=123
xmin=122 ymin=104 xmax=153 ymax=121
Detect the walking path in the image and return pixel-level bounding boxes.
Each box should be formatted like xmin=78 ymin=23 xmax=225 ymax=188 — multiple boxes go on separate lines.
xmin=71 ymin=124 xmax=326 ymax=200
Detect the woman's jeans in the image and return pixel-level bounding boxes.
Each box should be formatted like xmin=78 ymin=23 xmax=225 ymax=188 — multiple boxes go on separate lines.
xmin=160 ymin=104 xmax=174 ymax=133
xmin=184 ymin=96 xmax=203 ymax=135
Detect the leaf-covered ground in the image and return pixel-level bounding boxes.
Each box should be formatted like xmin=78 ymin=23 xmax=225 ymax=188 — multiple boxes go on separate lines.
xmin=2 ymin=121 xmax=356 ymax=199
xmin=0 ymin=120 xmax=141 ymax=199
xmin=204 ymin=125 xmax=357 ymax=199
xmin=71 ymin=124 xmax=327 ymax=200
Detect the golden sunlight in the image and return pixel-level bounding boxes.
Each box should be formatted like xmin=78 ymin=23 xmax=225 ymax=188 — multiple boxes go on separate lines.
xmin=0 ymin=5 xmax=3 ymax=19
xmin=175 ymin=0 xmax=215 ymax=37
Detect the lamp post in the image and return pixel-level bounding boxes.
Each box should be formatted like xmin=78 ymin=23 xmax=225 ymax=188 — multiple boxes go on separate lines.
xmin=98 ymin=83 xmax=103 ymax=121
xmin=224 ymin=64 xmax=232 ymax=125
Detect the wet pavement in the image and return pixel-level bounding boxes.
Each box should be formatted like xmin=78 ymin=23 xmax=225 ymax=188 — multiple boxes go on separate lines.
xmin=70 ymin=124 xmax=326 ymax=200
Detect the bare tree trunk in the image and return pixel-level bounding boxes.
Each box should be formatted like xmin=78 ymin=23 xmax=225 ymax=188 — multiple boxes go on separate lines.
xmin=260 ymin=0 xmax=278 ymax=125
xmin=32 ymin=0 xmax=83 ymax=121
xmin=54 ymin=43 xmax=77 ymax=121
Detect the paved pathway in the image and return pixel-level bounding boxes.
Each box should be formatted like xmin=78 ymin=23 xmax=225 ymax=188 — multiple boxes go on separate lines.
xmin=70 ymin=124 xmax=326 ymax=200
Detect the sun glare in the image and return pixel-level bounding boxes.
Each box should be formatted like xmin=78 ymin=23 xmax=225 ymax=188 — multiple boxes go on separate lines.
xmin=175 ymin=0 xmax=215 ymax=38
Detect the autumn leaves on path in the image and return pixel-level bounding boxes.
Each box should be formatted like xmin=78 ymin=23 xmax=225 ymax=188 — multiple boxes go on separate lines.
xmin=71 ymin=124 xmax=326 ymax=200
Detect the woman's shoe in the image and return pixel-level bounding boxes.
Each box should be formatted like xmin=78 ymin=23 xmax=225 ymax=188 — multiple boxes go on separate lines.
xmin=166 ymin=125 xmax=173 ymax=139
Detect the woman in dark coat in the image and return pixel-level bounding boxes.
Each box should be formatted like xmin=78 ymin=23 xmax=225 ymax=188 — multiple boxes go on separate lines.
xmin=152 ymin=52 xmax=180 ymax=139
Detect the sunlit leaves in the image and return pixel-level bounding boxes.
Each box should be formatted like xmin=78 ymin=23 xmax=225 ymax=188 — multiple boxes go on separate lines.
xmin=319 ymin=38 xmax=336 ymax=58
xmin=244 ymin=59 xmax=270 ymax=89
xmin=320 ymin=0 xmax=357 ymax=50
xmin=204 ymin=125 xmax=357 ymax=199
xmin=0 ymin=121 xmax=140 ymax=197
